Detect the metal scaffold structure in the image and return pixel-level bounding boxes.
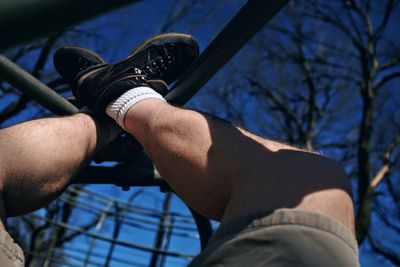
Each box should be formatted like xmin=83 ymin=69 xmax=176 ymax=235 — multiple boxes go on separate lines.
xmin=25 ymin=187 xmax=200 ymax=266
xmin=0 ymin=0 xmax=289 ymax=265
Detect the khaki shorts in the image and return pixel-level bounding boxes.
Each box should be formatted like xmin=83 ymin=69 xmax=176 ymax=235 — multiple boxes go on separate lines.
xmin=0 ymin=229 xmax=24 ymax=267
xmin=189 ymin=209 xmax=359 ymax=267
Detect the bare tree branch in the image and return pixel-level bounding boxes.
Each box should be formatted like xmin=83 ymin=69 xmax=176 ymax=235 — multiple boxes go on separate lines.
xmin=374 ymin=0 xmax=397 ymax=41
xmin=374 ymin=71 xmax=400 ymax=90
xmin=247 ymin=78 xmax=305 ymax=138
xmin=357 ymin=138 xmax=400 ymax=242
xmin=368 ymin=233 xmax=400 ymax=266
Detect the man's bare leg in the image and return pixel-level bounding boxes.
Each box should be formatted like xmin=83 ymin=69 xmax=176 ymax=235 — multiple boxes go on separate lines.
xmin=0 ymin=114 xmax=119 ymax=230
xmin=123 ymin=99 xmax=355 ymax=233
xmin=58 ymin=38 xmax=354 ymax=233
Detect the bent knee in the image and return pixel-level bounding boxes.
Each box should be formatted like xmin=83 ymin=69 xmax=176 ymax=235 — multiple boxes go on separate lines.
xmin=302 ymin=153 xmax=352 ymax=196
xmin=292 ymin=154 xmax=355 ymax=233
xmin=223 ymin=151 xmax=355 ymax=232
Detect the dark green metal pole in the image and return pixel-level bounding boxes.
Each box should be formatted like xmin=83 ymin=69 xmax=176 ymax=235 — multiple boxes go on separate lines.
xmin=0 ymin=54 xmax=78 ymax=115
xmin=166 ymin=0 xmax=289 ymax=105
xmin=0 ymin=0 xmax=138 ymax=50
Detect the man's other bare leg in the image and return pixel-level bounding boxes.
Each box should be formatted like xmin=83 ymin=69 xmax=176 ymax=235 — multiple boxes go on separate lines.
xmin=124 ymin=99 xmax=355 ymax=233
xmin=0 ymin=114 xmax=118 ymax=229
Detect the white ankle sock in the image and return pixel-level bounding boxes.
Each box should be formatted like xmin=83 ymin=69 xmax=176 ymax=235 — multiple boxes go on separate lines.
xmin=106 ymin=86 xmax=165 ymax=130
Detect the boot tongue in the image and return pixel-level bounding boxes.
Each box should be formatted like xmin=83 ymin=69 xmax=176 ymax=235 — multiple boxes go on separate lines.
xmin=147 ymin=80 xmax=169 ymax=96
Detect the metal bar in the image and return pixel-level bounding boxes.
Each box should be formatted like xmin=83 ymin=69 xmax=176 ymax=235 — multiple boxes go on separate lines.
xmin=159 ymin=215 xmax=174 ymax=267
xmin=72 ymin=166 xmax=167 ymax=188
xmin=104 ymin=202 xmax=122 ymax=267
xmin=30 ymin=214 xmax=194 ymax=259
xmin=43 ymin=227 xmax=58 ymax=267
xmin=189 ymin=208 xmax=214 ymax=251
xmin=0 ymin=0 xmax=138 ymax=50
xmin=0 ymin=54 xmax=78 ymax=115
xmin=166 ymin=0 xmax=289 ymax=105
xmin=149 ymin=192 xmax=172 ymax=267
xmin=83 ymin=202 xmax=114 ymax=267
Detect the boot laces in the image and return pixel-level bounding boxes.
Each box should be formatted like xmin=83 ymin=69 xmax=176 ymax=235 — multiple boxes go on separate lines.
xmin=143 ymin=43 xmax=176 ymax=80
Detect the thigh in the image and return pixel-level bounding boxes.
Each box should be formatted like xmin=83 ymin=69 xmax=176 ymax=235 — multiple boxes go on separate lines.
xmin=222 ymin=141 xmax=354 ymax=232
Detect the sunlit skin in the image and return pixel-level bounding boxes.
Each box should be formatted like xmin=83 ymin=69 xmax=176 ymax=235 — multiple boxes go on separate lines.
xmin=124 ymin=99 xmax=355 ymax=232
xmin=0 ymin=113 xmax=119 ymax=230
xmin=0 ymin=99 xmax=355 ymax=237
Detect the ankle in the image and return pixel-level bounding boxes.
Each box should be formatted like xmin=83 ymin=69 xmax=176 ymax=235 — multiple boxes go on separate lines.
xmin=106 ymin=87 xmax=165 ymax=130
xmin=124 ymin=99 xmax=169 ymax=148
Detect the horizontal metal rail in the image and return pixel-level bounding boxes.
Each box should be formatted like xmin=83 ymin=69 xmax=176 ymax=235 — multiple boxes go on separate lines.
xmin=29 ymin=214 xmax=195 ymax=259
xmin=72 ymin=165 xmax=170 ymax=192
